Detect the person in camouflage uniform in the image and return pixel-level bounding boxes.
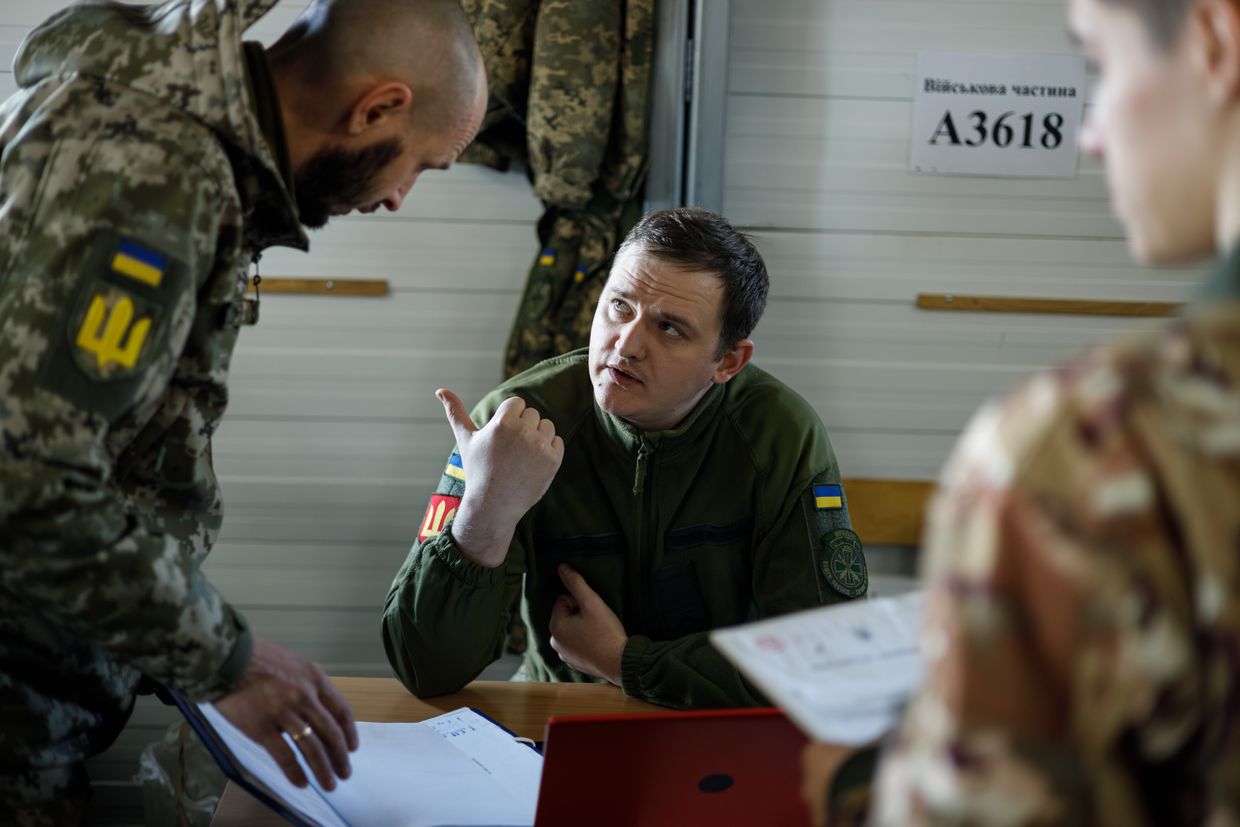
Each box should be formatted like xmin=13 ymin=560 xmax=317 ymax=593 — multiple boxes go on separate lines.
xmin=803 ymin=0 xmax=1240 ymax=823
xmin=0 ymin=0 xmax=485 ymax=822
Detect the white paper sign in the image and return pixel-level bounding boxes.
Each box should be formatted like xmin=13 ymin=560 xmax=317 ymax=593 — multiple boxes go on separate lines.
xmin=910 ymin=52 xmax=1086 ymax=178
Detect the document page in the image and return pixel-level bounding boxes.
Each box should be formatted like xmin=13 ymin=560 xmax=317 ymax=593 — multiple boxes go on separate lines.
xmin=422 ymin=709 xmax=543 ymax=814
xmin=199 ymin=705 xmax=542 ymax=827
xmin=201 ymin=704 xmax=348 ymax=827
xmin=711 ymin=592 xmax=926 ymax=745
xmin=313 ymin=714 xmax=539 ymax=827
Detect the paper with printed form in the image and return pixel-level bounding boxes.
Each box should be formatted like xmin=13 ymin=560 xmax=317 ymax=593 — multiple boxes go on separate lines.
xmin=198 ymin=704 xmax=542 ymax=827
xmin=711 ymin=592 xmax=926 ymax=745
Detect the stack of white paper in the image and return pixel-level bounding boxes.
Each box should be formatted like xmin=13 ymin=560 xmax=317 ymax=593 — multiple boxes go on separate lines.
xmin=201 ymin=705 xmax=542 ymax=827
xmin=711 ymin=592 xmax=926 ymax=745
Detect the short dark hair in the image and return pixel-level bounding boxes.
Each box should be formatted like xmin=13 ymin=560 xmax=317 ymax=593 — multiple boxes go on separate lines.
xmin=1101 ymin=0 xmax=1194 ymax=49
xmin=617 ymin=207 xmax=769 ymax=358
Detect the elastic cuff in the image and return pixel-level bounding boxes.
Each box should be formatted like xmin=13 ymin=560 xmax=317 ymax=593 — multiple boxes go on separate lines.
xmin=619 ymin=635 xmax=652 ymax=699
xmin=431 ymin=529 xmax=508 ymax=590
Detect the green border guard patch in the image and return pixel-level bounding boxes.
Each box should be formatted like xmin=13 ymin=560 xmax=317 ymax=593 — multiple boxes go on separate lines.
xmin=820 ymin=528 xmax=868 ymax=599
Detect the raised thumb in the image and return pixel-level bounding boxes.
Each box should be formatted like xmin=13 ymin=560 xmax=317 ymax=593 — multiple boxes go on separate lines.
xmin=436 ymin=388 xmax=478 ymax=444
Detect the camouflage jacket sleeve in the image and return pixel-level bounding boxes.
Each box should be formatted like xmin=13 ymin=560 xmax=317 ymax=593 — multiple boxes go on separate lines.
xmin=870 ymin=392 xmax=1099 ymax=826
xmin=869 ymin=343 xmax=1233 ymax=827
xmin=0 ymin=100 xmax=250 ymax=699
xmin=621 ymin=432 xmax=868 ymax=709
xmin=382 ymin=445 xmax=524 ymax=698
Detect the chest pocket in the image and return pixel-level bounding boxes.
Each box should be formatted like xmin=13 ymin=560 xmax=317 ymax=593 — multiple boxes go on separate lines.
xmin=533 ymin=533 xmax=628 ymax=624
xmin=659 ymin=520 xmax=754 ymax=637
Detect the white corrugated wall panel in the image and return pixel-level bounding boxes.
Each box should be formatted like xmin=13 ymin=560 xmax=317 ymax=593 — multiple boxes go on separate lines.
xmin=725 ymin=0 xmax=1204 ymax=487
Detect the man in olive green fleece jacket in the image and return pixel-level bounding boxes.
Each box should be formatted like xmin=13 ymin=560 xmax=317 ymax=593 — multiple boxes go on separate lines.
xmin=383 ymin=207 xmax=868 ymax=709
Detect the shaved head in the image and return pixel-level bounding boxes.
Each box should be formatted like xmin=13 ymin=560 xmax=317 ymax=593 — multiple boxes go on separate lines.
xmin=266 ymin=0 xmax=487 ymax=227
xmin=269 ymin=0 xmax=484 ymax=128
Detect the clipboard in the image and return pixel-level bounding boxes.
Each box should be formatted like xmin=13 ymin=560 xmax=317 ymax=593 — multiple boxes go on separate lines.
xmin=165 ymin=687 xmax=338 ymax=827
xmin=161 ymin=687 xmax=544 ymax=827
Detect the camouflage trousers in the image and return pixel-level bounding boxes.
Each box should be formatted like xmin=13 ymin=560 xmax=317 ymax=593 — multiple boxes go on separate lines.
xmin=1 ymin=765 xmax=89 ymax=826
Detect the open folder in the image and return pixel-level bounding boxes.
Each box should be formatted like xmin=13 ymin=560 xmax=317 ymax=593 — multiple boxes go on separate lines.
xmin=710 ymin=591 xmax=926 ymax=745
xmin=167 ymin=690 xmax=542 ymax=827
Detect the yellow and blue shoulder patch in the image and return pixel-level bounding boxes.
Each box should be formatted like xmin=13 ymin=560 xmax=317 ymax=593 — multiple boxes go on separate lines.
xmin=537 ymin=248 xmax=556 ymax=267
xmin=814 ymin=484 xmax=844 ymax=510
xmin=432 ymin=449 xmax=466 ymax=499
xmin=444 ymin=452 xmax=465 ymax=481
xmin=41 ymin=232 xmax=185 ymax=420
xmin=804 ymin=480 xmax=867 ymax=600
xmin=111 ymin=239 xmax=168 ymax=287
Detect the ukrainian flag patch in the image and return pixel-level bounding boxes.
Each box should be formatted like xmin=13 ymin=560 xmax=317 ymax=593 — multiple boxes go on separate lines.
xmin=111 ymin=239 xmax=167 ymax=287
xmin=537 ymin=248 xmax=556 ymax=266
xmin=814 ymin=484 xmax=843 ymax=510
xmin=444 ymin=452 xmax=465 ymax=481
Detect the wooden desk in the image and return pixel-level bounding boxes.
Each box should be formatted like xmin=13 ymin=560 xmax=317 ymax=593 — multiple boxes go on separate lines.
xmin=211 ymin=677 xmax=668 ymax=826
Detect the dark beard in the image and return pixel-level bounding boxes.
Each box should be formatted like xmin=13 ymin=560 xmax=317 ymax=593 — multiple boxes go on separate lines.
xmin=292 ymin=137 xmax=404 ymax=229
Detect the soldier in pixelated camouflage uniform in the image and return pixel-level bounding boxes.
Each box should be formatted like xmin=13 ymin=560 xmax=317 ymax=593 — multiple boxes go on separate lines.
xmin=0 ymin=1 xmax=484 ymax=822
xmin=459 ymin=0 xmax=654 ymax=381
xmin=801 ymin=0 xmax=1240 ymax=824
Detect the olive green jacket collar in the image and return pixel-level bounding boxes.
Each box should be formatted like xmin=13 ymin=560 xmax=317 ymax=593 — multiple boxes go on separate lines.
xmin=593 ymin=380 xmax=727 ymax=457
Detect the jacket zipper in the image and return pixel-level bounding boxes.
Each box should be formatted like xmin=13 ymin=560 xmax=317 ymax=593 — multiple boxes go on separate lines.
xmin=633 ymin=437 xmax=656 ymax=633
xmin=632 ymin=440 xmax=651 ymax=495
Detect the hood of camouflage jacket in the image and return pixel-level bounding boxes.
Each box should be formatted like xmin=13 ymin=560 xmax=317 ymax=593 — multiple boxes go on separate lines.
xmin=14 ymin=0 xmax=308 ymax=252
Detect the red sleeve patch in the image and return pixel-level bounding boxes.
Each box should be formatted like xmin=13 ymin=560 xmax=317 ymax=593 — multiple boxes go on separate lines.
xmin=418 ymin=494 xmax=462 ymax=542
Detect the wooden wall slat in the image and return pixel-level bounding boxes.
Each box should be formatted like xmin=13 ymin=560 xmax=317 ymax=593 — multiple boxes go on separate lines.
xmin=917 ymin=293 xmax=1182 ymax=317
xmin=248 ymin=277 xmax=390 ymax=296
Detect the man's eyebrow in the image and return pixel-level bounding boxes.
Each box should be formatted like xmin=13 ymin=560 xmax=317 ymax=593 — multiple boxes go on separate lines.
xmin=655 ymin=310 xmax=695 ymax=332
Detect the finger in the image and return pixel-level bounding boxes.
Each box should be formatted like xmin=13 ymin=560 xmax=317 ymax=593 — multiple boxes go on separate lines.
xmin=317 ymin=677 xmax=360 ymax=753
xmin=494 ymin=395 xmax=527 ymax=424
xmin=259 ymin=728 xmax=309 ymax=788
xmin=518 ymin=404 xmax=545 ymax=433
xmin=536 ymin=417 xmax=557 ymax=442
xmin=299 ymin=696 xmax=353 ymax=783
xmin=549 ymin=595 xmax=573 ymax=627
xmin=285 ymin=720 xmax=337 ymax=791
xmin=558 ymin=564 xmax=595 ymax=604
xmin=436 ymin=389 xmax=479 ymax=446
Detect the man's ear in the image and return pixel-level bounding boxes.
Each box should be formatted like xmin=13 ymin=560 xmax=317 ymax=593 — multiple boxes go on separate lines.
xmin=347 ymin=81 xmax=414 ymax=135
xmin=712 ymin=339 xmax=754 ymax=385
xmin=1193 ymin=0 xmax=1240 ymax=105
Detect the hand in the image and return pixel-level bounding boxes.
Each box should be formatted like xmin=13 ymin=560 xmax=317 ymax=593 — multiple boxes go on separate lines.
xmin=213 ymin=637 xmax=358 ymax=791
xmin=801 ymin=742 xmax=853 ymax=827
xmin=437 ymin=388 xmax=564 ymax=567
xmin=548 ymin=565 xmax=627 ymax=685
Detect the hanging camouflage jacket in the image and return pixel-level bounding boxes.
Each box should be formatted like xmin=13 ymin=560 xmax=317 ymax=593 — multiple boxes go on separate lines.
xmin=459 ymin=0 xmax=655 ymax=377
xmin=0 ymin=0 xmax=304 ymax=810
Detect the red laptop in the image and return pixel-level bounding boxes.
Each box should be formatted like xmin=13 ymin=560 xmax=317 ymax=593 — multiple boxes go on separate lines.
xmin=534 ymin=708 xmax=811 ymax=827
